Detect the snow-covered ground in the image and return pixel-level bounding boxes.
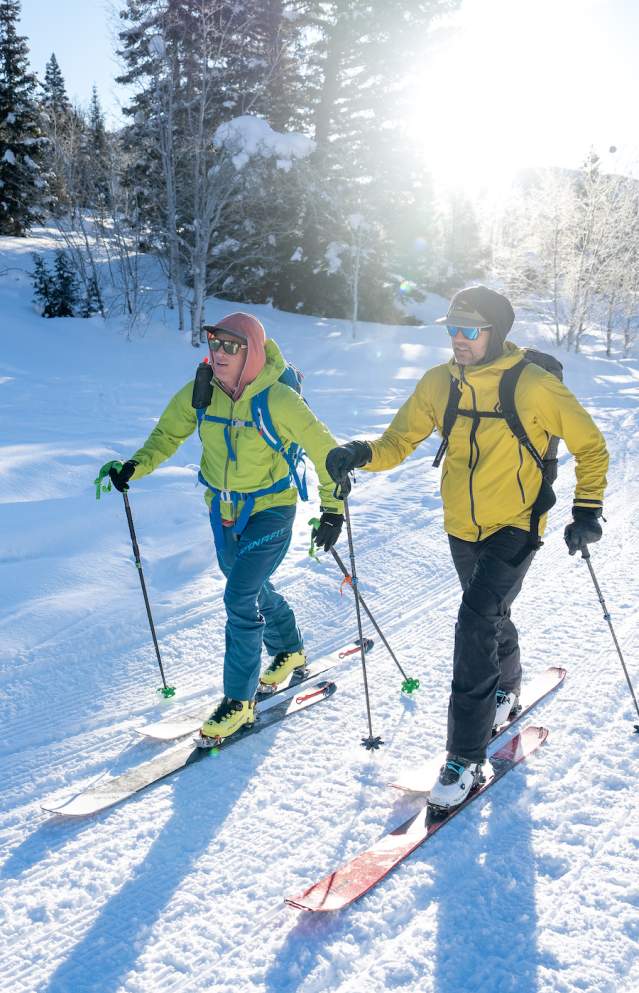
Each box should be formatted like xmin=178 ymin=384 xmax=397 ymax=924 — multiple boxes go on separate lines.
xmin=1 ymin=231 xmax=638 ymax=993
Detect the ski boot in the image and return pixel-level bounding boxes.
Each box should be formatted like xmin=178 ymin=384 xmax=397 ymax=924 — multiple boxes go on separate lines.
xmin=198 ymin=697 xmax=255 ymax=746
xmin=427 ymin=754 xmax=485 ymax=819
xmin=259 ymin=650 xmax=308 ymax=691
xmin=492 ymin=689 xmax=521 ymax=734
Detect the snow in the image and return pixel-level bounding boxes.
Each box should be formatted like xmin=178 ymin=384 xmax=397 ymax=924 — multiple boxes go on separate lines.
xmin=214 ymin=115 xmax=315 ymax=172
xmin=2 ymin=148 xmax=16 ymax=165
xmin=1 ymin=229 xmax=639 ymax=993
xmin=148 ymin=34 xmax=166 ymax=58
xmin=325 ymin=241 xmax=343 ymax=274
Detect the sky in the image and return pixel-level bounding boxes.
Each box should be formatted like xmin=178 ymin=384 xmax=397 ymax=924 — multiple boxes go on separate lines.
xmin=19 ymin=0 xmax=127 ymax=125
xmin=17 ymin=0 xmax=639 ymax=191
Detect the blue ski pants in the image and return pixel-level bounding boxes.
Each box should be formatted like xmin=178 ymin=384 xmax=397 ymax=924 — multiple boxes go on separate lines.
xmin=211 ymin=505 xmax=303 ymax=700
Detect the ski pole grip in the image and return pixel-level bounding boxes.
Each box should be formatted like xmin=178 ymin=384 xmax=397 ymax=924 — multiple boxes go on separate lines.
xmin=308 ymin=517 xmax=321 ymax=560
xmin=94 ymin=460 xmax=123 ymax=500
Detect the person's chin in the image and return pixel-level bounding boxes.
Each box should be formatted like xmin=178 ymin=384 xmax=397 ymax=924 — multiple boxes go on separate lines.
xmin=453 ymin=351 xmax=472 ymax=365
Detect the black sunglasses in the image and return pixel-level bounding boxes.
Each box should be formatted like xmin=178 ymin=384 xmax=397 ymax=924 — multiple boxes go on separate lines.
xmin=207 ymin=332 xmax=248 ymax=355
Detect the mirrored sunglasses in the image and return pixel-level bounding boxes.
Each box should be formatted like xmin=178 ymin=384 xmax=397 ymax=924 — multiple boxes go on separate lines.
xmin=207 ymin=333 xmax=248 ymax=355
xmin=446 ymin=325 xmax=490 ymax=341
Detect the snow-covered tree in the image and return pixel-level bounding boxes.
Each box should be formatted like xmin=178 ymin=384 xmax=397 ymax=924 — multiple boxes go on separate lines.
xmin=116 ymin=0 xmax=312 ymax=339
xmin=0 ymin=0 xmax=50 ymax=234
xmin=271 ymin=0 xmax=453 ymax=319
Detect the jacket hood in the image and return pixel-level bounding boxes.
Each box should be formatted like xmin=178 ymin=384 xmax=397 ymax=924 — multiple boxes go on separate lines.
xmin=210 ymin=312 xmax=267 ymax=400
xmin=231 ymin=338 xmax=287 ymax=403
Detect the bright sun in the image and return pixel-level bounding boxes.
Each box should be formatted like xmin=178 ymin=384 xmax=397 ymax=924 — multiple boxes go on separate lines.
xmin=406 ymin=0 xmax=633 ymax=197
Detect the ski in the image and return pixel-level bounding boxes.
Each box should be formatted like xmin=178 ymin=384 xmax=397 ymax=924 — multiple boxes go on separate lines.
xmin=135 ymin=639 xmax=373 ymax=741
xmin=285 ymin=724 xmax=548 ymax=913
xmin=391 ymin=665 xmax=565 ymax=793
xmin=43 ymin=680 xmax=337 ymax=817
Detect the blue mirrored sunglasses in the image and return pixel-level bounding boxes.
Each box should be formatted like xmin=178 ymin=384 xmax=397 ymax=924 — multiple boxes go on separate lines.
xmin=446 ymin=325 xmax=490 ymax=341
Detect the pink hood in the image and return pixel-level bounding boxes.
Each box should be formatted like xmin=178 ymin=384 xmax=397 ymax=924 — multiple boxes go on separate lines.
xmin=213 ymin=312 xmax=267 ymax=400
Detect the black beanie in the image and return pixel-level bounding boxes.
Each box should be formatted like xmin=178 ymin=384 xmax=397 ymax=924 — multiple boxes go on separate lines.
xmin=435 ymin=286 xmax=515 ymax=364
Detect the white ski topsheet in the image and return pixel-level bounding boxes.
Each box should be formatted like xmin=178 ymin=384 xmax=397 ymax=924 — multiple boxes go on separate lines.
xmin=2 ymin=230 xmax=639 ymax=993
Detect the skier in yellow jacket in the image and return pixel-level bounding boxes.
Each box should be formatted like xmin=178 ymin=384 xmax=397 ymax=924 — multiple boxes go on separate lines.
xmin=326 ymin=286 xmax=608 ymax=811
xmin=101 ymin=312 xmax=343 ymax=742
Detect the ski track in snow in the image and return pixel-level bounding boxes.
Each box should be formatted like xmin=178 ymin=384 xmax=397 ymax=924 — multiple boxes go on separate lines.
xmin=1 ymin=233 xmax=638 ymax=993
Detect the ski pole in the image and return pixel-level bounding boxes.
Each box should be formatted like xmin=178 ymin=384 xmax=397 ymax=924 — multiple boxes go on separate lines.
xmin=339 ymin=490 xmax=384 ymax=750
xmin=310 ymin=519 xmax=419 ymax=694
xmin=95 ymin=462 xmax=175 ymax=698
xmin=121 ymin=490 xmax=175 ymax=698
xmin=580 ymin=545 xmax=638 ymax=733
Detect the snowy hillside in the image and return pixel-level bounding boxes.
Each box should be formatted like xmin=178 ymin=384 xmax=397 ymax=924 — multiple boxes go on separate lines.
xmin=1 ymin=231 xmax=638 ymax=993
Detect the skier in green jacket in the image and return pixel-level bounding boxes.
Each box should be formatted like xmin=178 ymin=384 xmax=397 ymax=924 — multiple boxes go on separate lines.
xmin=101 ymin=312 xmax=343 ymax=742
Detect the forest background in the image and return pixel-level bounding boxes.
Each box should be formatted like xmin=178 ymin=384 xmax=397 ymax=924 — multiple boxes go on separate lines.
xmin=1 ymin=0 xmax=638 ymax=358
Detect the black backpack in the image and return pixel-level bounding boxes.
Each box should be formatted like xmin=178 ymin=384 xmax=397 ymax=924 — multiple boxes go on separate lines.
xmin=432 ymin=349 xmax=564 ymax=547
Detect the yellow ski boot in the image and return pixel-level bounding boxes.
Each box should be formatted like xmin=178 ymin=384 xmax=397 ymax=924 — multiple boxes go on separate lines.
xmin=199 ymin=697 xmax=255 ymax=743
xmin=259 ymin=650 xmax=308 ymax=690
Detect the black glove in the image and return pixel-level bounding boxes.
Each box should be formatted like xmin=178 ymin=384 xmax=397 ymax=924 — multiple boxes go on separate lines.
xmin=325 ymin=441 xmax=372 ymax=496
xmin=564 ymin=507 xmax=603 ymax=556
xmin=108 ymin=460 xmax=138 ymax=493
xmin=312 ymin=511 xmax=344 ymax=552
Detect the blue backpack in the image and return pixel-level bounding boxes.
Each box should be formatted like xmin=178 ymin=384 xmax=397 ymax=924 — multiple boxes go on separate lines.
xmin=193 ymin=362 xmax=308 ymax=542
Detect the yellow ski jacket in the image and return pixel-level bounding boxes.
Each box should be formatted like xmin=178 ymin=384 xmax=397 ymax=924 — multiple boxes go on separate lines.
xmin=365 ymin=342 xmax=608 ymax=542
xmin=130 ymin=339 xmax=343 ymax=520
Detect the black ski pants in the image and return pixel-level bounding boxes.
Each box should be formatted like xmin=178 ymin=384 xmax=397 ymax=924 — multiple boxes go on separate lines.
xmin=447 ymin=526 xmax=536 ymax=762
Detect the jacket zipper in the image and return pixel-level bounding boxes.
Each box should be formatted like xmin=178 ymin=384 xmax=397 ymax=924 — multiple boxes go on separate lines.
xmin=461 ymin=367 xmax=482 ymax=541
xmin=516 ymin=442 xmax=526 ymax=503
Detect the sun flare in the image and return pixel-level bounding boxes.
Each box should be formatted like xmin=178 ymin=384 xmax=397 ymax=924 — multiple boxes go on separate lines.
xmin=406 ymin=0 xmax=633 ymax=197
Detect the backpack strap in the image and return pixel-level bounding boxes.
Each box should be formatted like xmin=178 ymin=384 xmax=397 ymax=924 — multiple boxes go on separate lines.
xmin=498 ymin=360 xmax=545 ymax=471
xmin=251 ymin=387 xmax=308 ymax=501
xmin=433 ymin=375 xmax=463 ymax=468
xmin=499 ymin=359 xmax=557 ymax=548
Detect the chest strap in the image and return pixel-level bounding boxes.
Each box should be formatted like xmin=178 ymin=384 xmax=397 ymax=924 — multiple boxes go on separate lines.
xmin=196 ymin=408 xmax=253 ymax=462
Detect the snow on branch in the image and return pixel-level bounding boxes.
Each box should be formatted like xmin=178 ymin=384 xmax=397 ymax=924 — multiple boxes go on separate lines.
xmin=213 ymin=116 xmax=315 ymax=172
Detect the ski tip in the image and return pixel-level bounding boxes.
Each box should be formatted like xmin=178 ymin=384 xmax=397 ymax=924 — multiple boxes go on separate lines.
xmin=284 ymin=898 xmax=310 ymax=912
xmin=41 ymin=798 xmax=103 ymax=817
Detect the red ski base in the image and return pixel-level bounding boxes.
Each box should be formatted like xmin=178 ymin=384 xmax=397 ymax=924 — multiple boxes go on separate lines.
xmin=286 ymin=725 xmax=548 ymax=912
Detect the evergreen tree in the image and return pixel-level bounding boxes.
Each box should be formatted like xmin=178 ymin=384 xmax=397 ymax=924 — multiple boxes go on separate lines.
xmin=87 ymin=85 xmax=107 ymax=157
xmin=81 ymin=84 xmax=110 ymax=206
xmin=81 ymin=274 xmax=103 ymax=318
xmin=31 ymin=252 xmax=54 ymax=316
xmin=0 ymin=0 xmax=50 ymax=234
xmin=49 ymin=250 xmax=78 ymax=316
xmin=115 ymin=0 xmax=309 ymax=332
xmin=432 ymin=188 xmax=488 ymax=295
xmin=272 ymin=0 xmax=453 ymax=319
xmin=40 ymin=52 xmax=73 ymax=212
xmin=42 ymin=52 xmax=69 ymax=114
